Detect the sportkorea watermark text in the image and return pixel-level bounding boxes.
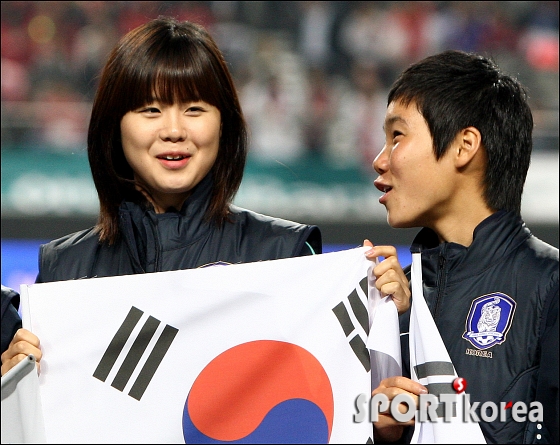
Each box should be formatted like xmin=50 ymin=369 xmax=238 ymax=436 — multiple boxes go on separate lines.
xmin=354 ymin=392 xmax=543 ymax=424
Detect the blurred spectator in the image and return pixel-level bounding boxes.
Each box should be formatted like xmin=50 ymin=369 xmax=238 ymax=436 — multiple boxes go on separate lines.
xmin=31 ymin=80 xmax=89 ymax=151
xmin=1 ymin=1 xmax=34 ymax=67
xmin=325 ymin=61 xmax=386 ymax=169
xmin=297 ymin=1 xmax=337 ymax=71
xmin=389 ymin=1 xmax=441 ymax=61
xmin=209 ymin=3 xmax=257 ymax=82
xmin=71 ymin=2 xmax=120 ymax=99
xmin=0 ymin=1 xmax=558 ymax=158
xmin=337 ymin=2 xmax=409 ymax=87
xmin=1 ymin=58 xmax=29 ymax=102
xmin=303 ymin=66 xmax=335 ymax=156
xmin=518 ymin=0 xmax=559 ymax=74
xmin=445 ymin=2 xmax=492 ymax=53
xmin=240 ymin=34 xmax=308 ymax=162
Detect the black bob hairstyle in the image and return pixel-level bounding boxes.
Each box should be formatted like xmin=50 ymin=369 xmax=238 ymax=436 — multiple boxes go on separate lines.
xmin=88 ymin=17 xmax=248 ymax=244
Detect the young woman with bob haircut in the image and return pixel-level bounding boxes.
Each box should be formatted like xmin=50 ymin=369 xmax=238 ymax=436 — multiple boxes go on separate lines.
xmin=88 ymin=17 xmax=251 ymax=245
xmin=1 ymin=17 xmax=324 ymax=374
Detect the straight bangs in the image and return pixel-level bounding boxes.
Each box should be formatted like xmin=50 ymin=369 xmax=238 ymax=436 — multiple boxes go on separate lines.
xmin=120 ymin=30 xmax=225 ymax=114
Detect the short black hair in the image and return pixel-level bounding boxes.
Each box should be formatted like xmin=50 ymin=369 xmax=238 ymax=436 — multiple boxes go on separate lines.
xmin=388 ymin=50 xmax=533 ymax=214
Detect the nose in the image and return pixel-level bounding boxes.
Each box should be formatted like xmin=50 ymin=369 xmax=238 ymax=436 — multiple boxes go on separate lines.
xmin=373 ymin=144 xmax=389 ymax=175
xmin=159 ymin=109 xmax=187 ymax=142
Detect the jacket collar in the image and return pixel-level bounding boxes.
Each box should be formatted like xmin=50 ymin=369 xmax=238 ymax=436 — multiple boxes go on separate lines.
xmin=118 ymin=173 xmax=215 ymax=271
xmin=410 ymin=210 xmax=532 ymax=285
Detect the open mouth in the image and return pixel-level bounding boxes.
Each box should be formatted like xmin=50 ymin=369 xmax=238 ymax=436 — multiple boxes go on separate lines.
xmin=374 ymin=182 xmax=392 ymax=194
xmin=158 ymin=155 xmax=189 ymax=161
xmin=156 ymin=153 xmax=191 ymax=169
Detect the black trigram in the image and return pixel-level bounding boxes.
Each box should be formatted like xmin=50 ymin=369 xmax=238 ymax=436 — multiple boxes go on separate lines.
xmin=413 ymin=361 xmax=457 ymax=418
xmin=93 ymin=306 xmax=178 ymax=401
xmin=332 ymin=277 xmax=370 ymax=372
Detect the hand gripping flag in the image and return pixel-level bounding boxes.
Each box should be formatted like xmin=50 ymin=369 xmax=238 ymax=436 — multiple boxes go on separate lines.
xmin=1 ymin=354 xmax=46 ymax=443
xmin=12 ymin=247 xmax=374 ymax=444
xmin=408 ymin=253 xmax=486 ymax=444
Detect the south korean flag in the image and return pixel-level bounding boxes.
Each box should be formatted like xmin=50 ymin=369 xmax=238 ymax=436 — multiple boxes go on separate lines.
xmin=8 ymin=247 xmax=376 ymax=443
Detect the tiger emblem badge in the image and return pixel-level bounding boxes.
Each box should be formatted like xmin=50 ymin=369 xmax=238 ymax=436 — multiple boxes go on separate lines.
xmin=463 ymin=292 xmax=516 ymax=350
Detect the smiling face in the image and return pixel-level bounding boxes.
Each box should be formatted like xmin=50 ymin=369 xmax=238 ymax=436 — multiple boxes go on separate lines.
xmin=120 ymin=101 xmax=221 ymax=212
xmin=373 ymin=100 xmax=459 ymax=230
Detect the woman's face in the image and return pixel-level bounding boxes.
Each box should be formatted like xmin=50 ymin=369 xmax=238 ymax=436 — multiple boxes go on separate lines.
xmin=120 ymin=101 xmax=221 ymax=212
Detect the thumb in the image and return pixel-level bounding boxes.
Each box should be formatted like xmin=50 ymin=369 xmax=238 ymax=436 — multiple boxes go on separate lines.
xmin=363 ymin=239 xmax=374 ymax=248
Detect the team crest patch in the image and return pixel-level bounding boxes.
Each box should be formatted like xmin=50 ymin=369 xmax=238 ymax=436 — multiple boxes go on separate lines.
xmin=462 ymin=292 xmax=516 ymax=350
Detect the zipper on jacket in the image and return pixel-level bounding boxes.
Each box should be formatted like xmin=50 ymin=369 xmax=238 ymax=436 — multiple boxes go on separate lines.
xmin=433 ymin=244 xmax=447 ymax=322
xmin=147 ymin=213 xmax=162 ymax=272
xmin=120 ymin=212 xmax=147 ymax=274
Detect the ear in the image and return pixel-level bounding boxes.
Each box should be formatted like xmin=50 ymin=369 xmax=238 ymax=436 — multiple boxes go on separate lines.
xmin=454 ymin=126 xmax=483 ymax=168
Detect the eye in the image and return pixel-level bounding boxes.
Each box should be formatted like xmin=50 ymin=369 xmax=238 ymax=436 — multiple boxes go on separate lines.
xmin=136 ymin=105 xmax=161 ymax=115
xmin=392 ymin=130 xmax=403 ymax=140
xmin=186 ymin=106 xmax=204 ymax=114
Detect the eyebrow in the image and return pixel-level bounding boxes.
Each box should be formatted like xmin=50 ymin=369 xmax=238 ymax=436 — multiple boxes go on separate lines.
xmin=382 ymin=115 xmax=407 ymax=131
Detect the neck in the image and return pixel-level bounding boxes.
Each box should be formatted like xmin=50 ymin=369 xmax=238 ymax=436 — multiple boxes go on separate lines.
xmin=432 ymin=205 xmax=494 ymax=247
xmin=136 ymin=186 xmax=190 ymax=214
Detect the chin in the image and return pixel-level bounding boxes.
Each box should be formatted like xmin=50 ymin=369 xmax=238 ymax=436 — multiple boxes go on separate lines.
xmin=158 ymin=184 xmax=194 ymax=194
xmin=387 ymin=214 xmax=417 ymax=229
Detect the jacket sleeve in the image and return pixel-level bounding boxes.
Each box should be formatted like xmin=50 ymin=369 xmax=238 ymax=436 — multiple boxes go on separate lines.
xmin=1 ymin=285 xmax=22 ymax=356
xmin=534 ymin=279 xmax=559 ymax=443
xmin=294 ymin=226 xmax=322 ymax=256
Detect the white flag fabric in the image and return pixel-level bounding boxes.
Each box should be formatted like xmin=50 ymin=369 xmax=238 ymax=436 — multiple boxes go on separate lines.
xmin=1 ymin=354 xmax=46 ymax=443
xmin=409 ymin=253 xmax=486 ymax=444
xmin=14 ymin=247 xmax=375 ymax=444
xmin=366 ymin=258 xmax=402 ymax=390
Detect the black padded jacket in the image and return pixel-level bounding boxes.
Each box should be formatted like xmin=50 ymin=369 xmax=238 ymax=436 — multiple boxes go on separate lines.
xmin=36 ymin=174 xmax=322 ymax=283
xmin=398 ymin=211 xmax=558 ymax=444
xmin=1 ymin=285 xmax=22 ymax=356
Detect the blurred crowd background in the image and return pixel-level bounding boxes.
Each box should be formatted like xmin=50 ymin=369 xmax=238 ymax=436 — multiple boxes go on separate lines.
xmin=1 ymin=1 xmax=558 ymax=289
xmin=2 ymin=0 xmax=559 ymax=162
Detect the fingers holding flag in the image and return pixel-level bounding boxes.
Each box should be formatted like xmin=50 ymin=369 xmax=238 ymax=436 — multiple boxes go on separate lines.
xmin=1 ymin=328 xmax=42 ymax=376
xmin=363 ymin=241 xmax=413 ymax=441
xmin=363 ymin=240 xmax=411 ymax=315
xmin=371 ymin=376 xmax=427 ymax=441
xmin=373 ymin=375 xmax=428 ymax=401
